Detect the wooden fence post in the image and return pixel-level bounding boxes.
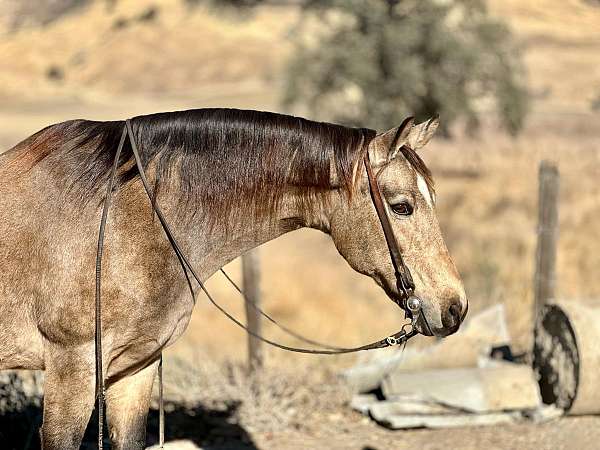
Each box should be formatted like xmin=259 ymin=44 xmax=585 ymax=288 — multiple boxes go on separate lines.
xmin=533 ymin=161 xmax=560 ymax=319
xmin=242 ymin=249 xmax=263 ymax=374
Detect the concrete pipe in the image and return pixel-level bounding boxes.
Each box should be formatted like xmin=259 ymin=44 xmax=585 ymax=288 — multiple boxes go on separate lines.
xmin=533 ymin=300 xmax=600 ymax=415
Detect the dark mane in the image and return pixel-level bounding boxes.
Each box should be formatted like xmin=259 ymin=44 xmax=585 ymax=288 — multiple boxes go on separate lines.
xmin=36 ymin=108 xmax=377 ymax=226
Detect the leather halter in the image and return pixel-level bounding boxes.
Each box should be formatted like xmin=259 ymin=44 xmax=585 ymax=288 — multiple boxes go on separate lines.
xmin=364 ymin=151 xmax=416 ymax=307
xmin=93 ymin=120 xmax=422 ymax=449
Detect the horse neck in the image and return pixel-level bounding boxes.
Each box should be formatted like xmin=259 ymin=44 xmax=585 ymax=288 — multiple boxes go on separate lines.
xmin=151 ymin=184 xmax=334 ymax=281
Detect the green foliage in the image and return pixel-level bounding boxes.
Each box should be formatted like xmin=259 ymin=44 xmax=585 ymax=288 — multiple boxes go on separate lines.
xmin=284 ymin=0 xmax=529 ymax=135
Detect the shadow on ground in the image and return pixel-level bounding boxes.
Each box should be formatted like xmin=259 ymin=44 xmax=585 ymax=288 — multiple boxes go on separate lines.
xmin=145 ymin=402 xmax=258 ymax=450
xmin=0 ymin=404 xmax=42 ymax=450
xmin=0 ymin=401 xmax=258 ymax=450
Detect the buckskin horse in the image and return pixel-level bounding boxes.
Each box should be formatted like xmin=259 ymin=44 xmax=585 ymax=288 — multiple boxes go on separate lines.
xmin=0 ymin=108 xmax=467 ymax=449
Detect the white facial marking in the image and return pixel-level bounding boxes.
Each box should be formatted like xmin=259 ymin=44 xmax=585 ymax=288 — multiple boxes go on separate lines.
xmin=416 ymin=173 xmax=433 ymax=208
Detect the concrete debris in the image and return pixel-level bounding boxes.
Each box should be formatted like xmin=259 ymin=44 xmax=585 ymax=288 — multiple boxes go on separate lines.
xmin=346 ymin=300 xmax=600 ymax=429
xmin=345 ymin=305 xmax=553 ymax=429
xmin=527 ymin=404 xmax=565 ymax=423
xmin=369 ymin=396 xmax=461 ymax=418
xmin=350 ymin=363 xmax=542 ymax=429
xmin=374 ymin=411 xmax=522 ymax=430
xmin=382 ymin=361 xmax=541 ymax=413
xmin=350 ymin=394 xmax=379 ymax=415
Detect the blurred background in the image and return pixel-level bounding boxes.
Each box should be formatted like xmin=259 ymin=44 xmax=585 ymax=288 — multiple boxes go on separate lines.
xmin=0 ymin=0 xmax=599 ymax=449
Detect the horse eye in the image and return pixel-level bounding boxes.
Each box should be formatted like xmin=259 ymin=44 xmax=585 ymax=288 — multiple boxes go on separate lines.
xmin=391 ymin=201 xmax=414 ymax=216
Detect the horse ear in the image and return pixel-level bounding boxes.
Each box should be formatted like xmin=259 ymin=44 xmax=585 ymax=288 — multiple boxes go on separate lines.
xmin=406 ymin=116 xmax=440 ymax=150
xmin=370 ymin=117 xmax=415 ymax=166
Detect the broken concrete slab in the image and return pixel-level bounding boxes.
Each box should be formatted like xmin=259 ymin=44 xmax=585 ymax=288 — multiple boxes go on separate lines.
xmin=382 ymin=361 xmax=540 ymax=413
xmin=368 ymin=396 xmax=460 ymax=419
xmin=343 ymin=304 xmax=511 ymax=393
xmin=527 ymin=404 xmax=564 ymax=424
xmin=350 ymin=394 xmax=379 ymax=415
xmin=374 ymin=411 xmax=522 ymax=429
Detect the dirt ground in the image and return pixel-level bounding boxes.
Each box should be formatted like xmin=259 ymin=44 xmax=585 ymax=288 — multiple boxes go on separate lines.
xmin=5 ymin=360 xmax=599 ymax=450
xmin=239 ymin=417 xmax=600 ymax=450
xmin=150 ymin=356 xmax=600 ymax=450
xmin=142 ymin=407 xmax=600 ymax=450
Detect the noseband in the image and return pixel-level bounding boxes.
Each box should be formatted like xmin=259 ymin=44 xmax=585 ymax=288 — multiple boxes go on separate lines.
xmin=93 ymin=121 xmax=422 ymax=448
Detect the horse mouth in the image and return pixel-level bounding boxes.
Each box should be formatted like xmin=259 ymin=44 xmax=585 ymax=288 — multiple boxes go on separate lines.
xmin=416 ymin=313 xmax=434 ymax=336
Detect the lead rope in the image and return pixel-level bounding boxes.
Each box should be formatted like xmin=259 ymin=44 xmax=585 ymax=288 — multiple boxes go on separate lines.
xmin=95 ymin=127 xmax=128 ymax=450
xmin=158 ymin=354 xmax=164 ymax=448
xmin=219 ymin=269 xmax=347 ymax=350
xmin=95 ymin=127 xmax=167 ymax=450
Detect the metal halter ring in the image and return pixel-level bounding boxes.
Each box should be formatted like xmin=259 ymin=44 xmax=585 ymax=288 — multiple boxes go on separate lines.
xmin=401 ymin=321 xmax=414 ymax=335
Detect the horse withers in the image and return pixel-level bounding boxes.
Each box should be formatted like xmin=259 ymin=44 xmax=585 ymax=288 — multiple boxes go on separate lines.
xmin=0 ymin=109 xmax=467 ymax=449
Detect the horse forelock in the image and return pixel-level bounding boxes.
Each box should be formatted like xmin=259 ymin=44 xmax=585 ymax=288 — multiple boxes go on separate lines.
xmin=398 ymin=145 xmax=435 ymax=197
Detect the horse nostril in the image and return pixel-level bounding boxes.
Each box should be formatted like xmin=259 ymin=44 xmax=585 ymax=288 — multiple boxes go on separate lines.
xmin=443 ymin=300 xmax=462 ymax=329
xmin=450 ymin=303 xmax=461 ymax=320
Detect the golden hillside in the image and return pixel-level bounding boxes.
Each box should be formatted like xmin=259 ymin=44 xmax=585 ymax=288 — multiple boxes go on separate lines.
xmin=0 ymin=0 xmax=295 ymax=102
xmin=0 ymin=0 xmax=599 ymax=110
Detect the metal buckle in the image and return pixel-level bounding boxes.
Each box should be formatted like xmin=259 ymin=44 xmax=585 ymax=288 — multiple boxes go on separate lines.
xmin=387 ymin=296 xmax=422 ymax=347
xmin=386 ymin=336 xmax=399 ymax=346
xmin=406 ymin=295 xmax=422 ymax=316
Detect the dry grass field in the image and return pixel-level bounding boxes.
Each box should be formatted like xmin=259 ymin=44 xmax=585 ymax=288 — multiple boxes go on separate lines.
xmin=1 ymin=0 xmax=599 ymax=448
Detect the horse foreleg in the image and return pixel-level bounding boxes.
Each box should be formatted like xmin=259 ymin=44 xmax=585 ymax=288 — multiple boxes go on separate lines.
xmin=106 ymin=359 xmax=159 ymax=450
xmin=40 ymin=346 xmax=96 ymax=450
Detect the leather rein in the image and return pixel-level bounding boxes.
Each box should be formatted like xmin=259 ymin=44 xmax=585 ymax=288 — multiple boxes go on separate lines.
xmin=93 ymin=120 xmax=422 ymax=448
